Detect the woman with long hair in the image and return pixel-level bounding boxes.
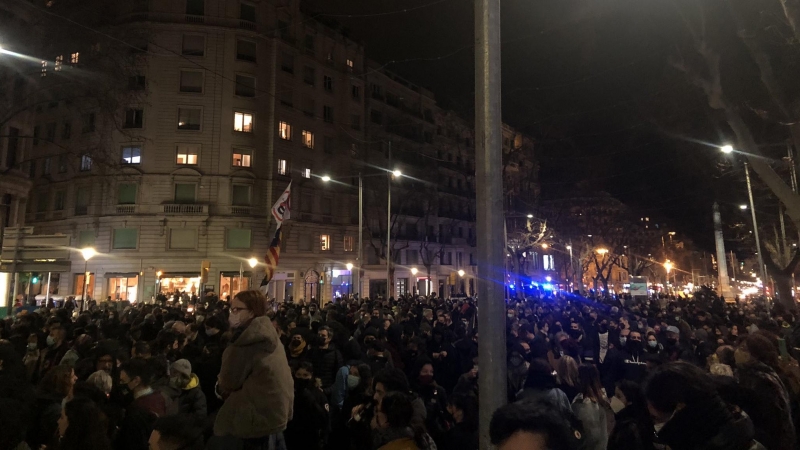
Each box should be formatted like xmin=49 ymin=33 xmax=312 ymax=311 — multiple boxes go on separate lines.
xmin=56 ymin=397 xmax=111 ymax=450
xmin=572 ymin=363 xmax=610 ymax=450
xmin=555 ymin=355 xmax=580 ymax=402
xmin=27 ymin=365 xmax=77 ymax=449
xmin=518 ymin=358 xmax=571 ymax=414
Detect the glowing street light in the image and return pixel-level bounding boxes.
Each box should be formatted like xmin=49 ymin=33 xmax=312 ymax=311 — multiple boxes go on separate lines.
xmin=411 ymin=267 xmax=418 ymax=275
xmin=79 ymin=247 xmax=96 ymax=310
xmin=457 ymin=269 xmax=465 ymax=277
xmin=721 ymin=145 xmax=734 ymax=154
xmin=248 ymin=257 xmax=258 ymax=268
xmin=545 ymin=276 xmax=552 ymax=282
xmin=526 ymin=214 xmax=533 ymax=218
xmin=392 ymin=169 xmax=402 ymax=177
xmin=346 ymin=263 xmax=354 ymax=271
xmin=566 ymin=245 xmax=572 ymax=250
xmin=321 ymin=175 xmax=331 ymax=182
xmin=739 ymin=204 xmax=748 ymax=210
xmin=541 ymin=243 xmax=548 ymax=249
xmin=596 ymin=248 xmax=609 ymax=255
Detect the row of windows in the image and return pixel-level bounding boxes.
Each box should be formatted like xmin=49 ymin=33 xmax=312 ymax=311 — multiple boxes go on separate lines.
xmin=298 ymin=234 xmax=355 ymax=252
xmin=94 ymin=227 xmax=254 ymax=251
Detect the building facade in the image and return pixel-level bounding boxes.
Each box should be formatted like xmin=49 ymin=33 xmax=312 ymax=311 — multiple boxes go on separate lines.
xmin=7 ymin=0 xmax=538 ymax=304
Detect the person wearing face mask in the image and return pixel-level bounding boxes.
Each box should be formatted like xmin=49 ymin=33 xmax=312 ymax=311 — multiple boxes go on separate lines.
xmin=115 ymin=358 xmax=167 ymax=450
xmin=283 ymin=362 xmax=329 ymax=450
xmin=38 ymin=322 xmax=70 ymax=381
xmin=645 ymin=362 xmax=766 ymax=450
xmin=170 ymin=359 xmax=207 ymax=420
xmin=192 ymin=315 xmax=226 ymax=416
xmin=412 ymin=360 xmax=449 ymax=446
xmin=210 ymin=290 xmax=293 ymax=450
xmin=644 ymin=332 xmax=663 ymax=356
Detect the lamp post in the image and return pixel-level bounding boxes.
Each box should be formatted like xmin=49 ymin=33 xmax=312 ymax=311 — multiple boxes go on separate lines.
xmin=566 ymin=243 xmax=574 ymax=289
xmin=411 ymin=267 xmax=418 ymax=295
xmin=664 ymin=260 xmax=673 ymax=290
xmin=154 ymin=270 xmax=162 ymax=302
xmin=346 ymin=263 xmax=354 ymax=296
xmin=322 ymin=168 xmax=403 ymax=301
xmin=79 ymin=247 xmax=96 ymax=311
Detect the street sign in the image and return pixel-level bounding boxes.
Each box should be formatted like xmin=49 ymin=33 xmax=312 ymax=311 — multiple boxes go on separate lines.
xmin=630 ymin=276 xmax=648 ymax=297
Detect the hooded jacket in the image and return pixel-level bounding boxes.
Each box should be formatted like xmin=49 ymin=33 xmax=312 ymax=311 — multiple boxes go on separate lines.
xmin=214 ymin=316 xmax=294 ymax=439
xmin=177 ymin=374 xmax=208 ymax=419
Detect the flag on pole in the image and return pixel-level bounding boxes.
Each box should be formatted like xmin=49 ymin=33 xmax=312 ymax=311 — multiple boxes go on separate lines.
xmin=261 ymin=182 xmax=291 ymax=291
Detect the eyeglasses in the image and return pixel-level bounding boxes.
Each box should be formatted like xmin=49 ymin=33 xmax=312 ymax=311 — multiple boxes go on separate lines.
xmin=230 ymin=307 xmax=250 ymax=313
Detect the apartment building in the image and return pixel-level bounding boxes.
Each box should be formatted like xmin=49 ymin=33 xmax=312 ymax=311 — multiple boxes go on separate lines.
xmin=8 ymin=0 xmax=538 ymax=304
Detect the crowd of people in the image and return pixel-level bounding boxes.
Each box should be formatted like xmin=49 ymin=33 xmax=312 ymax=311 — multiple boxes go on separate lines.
xmin=0 ymin=285 xmax=799 ymax=450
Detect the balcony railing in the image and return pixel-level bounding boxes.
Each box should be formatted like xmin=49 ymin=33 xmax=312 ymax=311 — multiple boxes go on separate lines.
xmin=162 ymin=204 xmax=207 ymax=214
xmin=231 ymin=206 xmax=252 ymax=215
xmin=116 ymin=205 xmax=136 ymax=214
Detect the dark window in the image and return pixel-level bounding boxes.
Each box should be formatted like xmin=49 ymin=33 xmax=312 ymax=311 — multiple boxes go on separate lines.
xmin=323 ymin=106 xmax=333 ymax=123
xmin=33 ymin=126 xmax=40 ymax=146
xmin=128 ymin=75 xmax=146 ymax=90
xmin=370 ymin=110 xmax=382 ymax=124
xmin=186 ymin=0 xmax=204 ymax=15
xmin=323 ymin=135 xmax=335 ymax=154
xmin=235 ymin=75 xmax=256 ymax=97
xmin=352 ymin=85 xmax=360 ymax=100
xmin=323 ymin=75 xmax=333 ymax=92
xmin=82 ymin=113 xmax=95 ymax=133
xmin=236 ymin=39 xmax=256 ymax=62
xmin=351 ymin=114 xmax=360 ymax=130
xmin=124 ymin=109 xmax=144 ymax=128
xmin=61 ymin=122 xmax=71 ymax=140
xmin=281 ymin=51 xmax=294 ymax=73
xmin=303 ymin=66 xmax=315 ymax=86
xmin=5 ymin=128 xmax=18 ymax=169
xmin=45 ymin=122 xmax=56 ymax=142
xmin=304 ymin=34 xmax=315 ymax=54
xmin=182 ymin=35 xmax=205 ymax=56
xmin=240 ymin=2 xmax=256 ymax=22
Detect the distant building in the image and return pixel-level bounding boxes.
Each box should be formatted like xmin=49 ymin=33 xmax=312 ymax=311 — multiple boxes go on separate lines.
xmin=4 ymin=0 xmax=538 ymax=304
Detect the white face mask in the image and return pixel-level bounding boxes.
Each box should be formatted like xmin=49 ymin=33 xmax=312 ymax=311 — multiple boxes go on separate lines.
xmin=229 ymin=309 xmax=254 ymax=328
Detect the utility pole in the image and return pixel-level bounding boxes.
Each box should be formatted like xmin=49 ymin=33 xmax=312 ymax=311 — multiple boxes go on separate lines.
xmin=475 ymin=0 xmax=507 ymax=447
xmin=387 ymin=141 xmax=392 ymax=299
xmin=744 ymin=163 xmax=767 ymax=294
xmin=713 ymin=203 xmax=733 ymax=299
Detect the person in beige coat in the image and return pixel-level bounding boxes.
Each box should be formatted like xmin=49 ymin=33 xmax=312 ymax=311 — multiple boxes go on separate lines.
xmin=211 ymin=290 xmax=294 ymax=450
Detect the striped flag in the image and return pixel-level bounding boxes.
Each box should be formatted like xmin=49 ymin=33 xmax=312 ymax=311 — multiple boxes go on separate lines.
xmin=261 ymin=182 xmax=291 ymax=292
xmin=261 ymin=227 xmax=282 ymax=288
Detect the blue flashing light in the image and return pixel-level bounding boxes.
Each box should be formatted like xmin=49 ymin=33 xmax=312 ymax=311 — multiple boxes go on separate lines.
xmin=509 ymin=284 xmax=516 ymax=290
xmin=542 ymin=283 xmax=553 ymax=290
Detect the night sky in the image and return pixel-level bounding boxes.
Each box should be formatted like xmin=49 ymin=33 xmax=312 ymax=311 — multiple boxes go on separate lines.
xmin=305 ymin=0 xmax=770 ymax=251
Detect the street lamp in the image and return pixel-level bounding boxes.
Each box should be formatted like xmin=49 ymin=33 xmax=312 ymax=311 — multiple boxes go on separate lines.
xmin=321 ymin=175 xmax=331 ymax=182
xmin=541 ymin=243 xmax=549 ymax=249
xmin=346 ymin=263 xmax=354 ymax=296
xmin=596 ymin=248 xmax=609 ymax=255
xmin=739 ymin=205 xmax=748 ymax=210
xmin=79 ymin=247 xmax=96 ymax=310
xmin=458 ymin=269 xmax=465 ymax=277
xmin=664 ymin=260 xmax=673 ymax=286
xmin=721 ymin=145 xmax=734 ymax=154
xmin=392 ymin=170 xmax=402 ymax=177
xmin=411 ymin=267 xmax=418 ymax=275
xmin=526 ymin=214 xmax=533 ymax=219
xmin=155 ymin=270 xmax=162 ymax=301
xmin=248 ymin=257 xmax=258 ymax=268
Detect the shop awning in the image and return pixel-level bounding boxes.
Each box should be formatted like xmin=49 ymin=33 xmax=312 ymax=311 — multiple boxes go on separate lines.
xmin=0 ymin=261 xmax=72 ymax=273
xmin=219 ymin=271 xmax=254 ymax=277
xmin=160 ymin=272 xmax=200 ymax=278
xmin=104 ymin=272 xmax=140 ymax=279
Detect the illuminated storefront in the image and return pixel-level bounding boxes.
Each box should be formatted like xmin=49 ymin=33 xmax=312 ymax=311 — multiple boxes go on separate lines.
xmin=219 ymin=271 xmax=253 ymax=300
xmin=106 ymin=274 xmax=139 ymax=301
xmin=74 ymin=272 xmax=95 ymax=300
xmin=158 ymin=273 xmax=201 ymax=295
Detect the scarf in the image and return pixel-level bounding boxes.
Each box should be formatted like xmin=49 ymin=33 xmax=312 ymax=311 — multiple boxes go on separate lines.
xmin=290 ymin=340 xmax=307 ymax=357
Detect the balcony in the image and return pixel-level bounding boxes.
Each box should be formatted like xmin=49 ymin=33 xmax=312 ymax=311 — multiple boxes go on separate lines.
xmin=116 ymin=205 xmax=136 ymax=214
xmin=162 ymin=204 xmax=207 ymax=214
xmin=185 ymin=14 xmax=205 ymax=24
xmin=239 ymin=20 xmax=256 ymax=30
xmin=231 ymin=206 xmax=252 ymax=215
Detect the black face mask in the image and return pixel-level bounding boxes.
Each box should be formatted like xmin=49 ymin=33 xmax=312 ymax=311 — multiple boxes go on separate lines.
xmin=626 ymin=340 xmax=642 ymax=353
xmin=666 ymin=338 xmax=678 ymax=346
xmin=294 ymin=378 xmax=313 ymax=391
xmin=569 ymin=329 xmax=581 ymax=339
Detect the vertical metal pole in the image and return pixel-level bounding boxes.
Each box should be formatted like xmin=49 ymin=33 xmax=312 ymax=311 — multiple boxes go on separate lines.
xmin=357 ymin=173 xmax=363 ymax=298
xmin=744 ymin=163 xmax=767 ymax=294
xmin=713 ymin=203 xmax=732 ymax=299
xmin=239 ymin=261 xmax=243 ymax=295
xmin=387 ymin=142 xmax=392 ymax=299
xmin=730 ymin=250 xmax=736 ymax=280
xmin=45 ymin=272 xmax=51 ymax=305
xmin=476 ymin=0 xmax=507 ymax=446
xmin=81 ymin=258 xmax=88 ymax=311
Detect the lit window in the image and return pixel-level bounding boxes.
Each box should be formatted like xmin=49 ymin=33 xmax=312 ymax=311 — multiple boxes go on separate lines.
xmin=80 ymin=155 xmax=93 ymax=171
xmin=278 ymin=121 xmax=292 ymax=140
xmin=302 ymin=168 xmax=311 ymax=179
xmin=320 ymin=234 xmax=331 ymax=251
xmin=344 ymin=235 xmax=354 ymax=252
xmin=176 ymin=144 xmax=199 ymax=165
xmin=302 ymin=130 xmax=314 ymax=148
xmin=70 ymin=52 xmax=80 ymax=64
xmin=41 ymin=60 xmax=47 ymax=77
xmin=277 ymin=159 xmax=287 ymax=175
xmin=232 ymin=150 xmax=252 ymax=167
xmin=234 ymin=112 xmax=253 ymax=132
xmin=346 ymin=58 xmax=354 ymax=71
xmin=122 ymin=146 xmax=141 ymax=164
xmin=55 ymin=55 xmax=63 ymax=71
xmin=543 ymin=255 xmax=555 ymax=271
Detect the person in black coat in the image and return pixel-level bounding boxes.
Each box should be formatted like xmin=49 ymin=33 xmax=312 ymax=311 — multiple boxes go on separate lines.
xmin=309 ymin=326 xmax=344 ymax=394
xmin=284 ymin=361 xmax=330 ymax=450
xmin=608 ymin=380 xmax=654 ymax=450
xmin=444 ymin=393 xmax=479 ymax=450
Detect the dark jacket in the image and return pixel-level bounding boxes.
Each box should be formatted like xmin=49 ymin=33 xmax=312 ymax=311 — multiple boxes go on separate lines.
xmin=658 ymin=398 xmax=767 ymax=450
xmin=284 ymin=384 xmax=329 ymax=450
xmin=608 ymin=405 xmax=654 ymax=450
xmin=736 ymin=362 xmax=796 ymax=450
xmin=177 ymin=374 xmax=207 ymax=419
xmin=309 ymin=344 xmax=344 ymax=390
xmin=443 ymin=422 xmax=478 ymax=450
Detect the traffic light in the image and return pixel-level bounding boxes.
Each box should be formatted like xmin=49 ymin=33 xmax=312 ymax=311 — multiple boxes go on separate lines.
xmin=31 ymin=276 xmax=39 ymax=284
xmin=200 ymin=260 xmax=210 ymax=284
